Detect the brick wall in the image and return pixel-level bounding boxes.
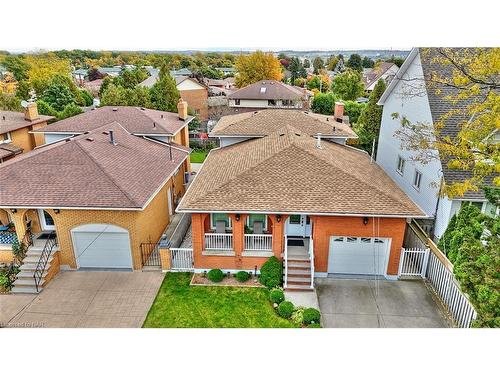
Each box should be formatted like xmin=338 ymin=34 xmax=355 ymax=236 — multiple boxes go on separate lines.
xmin=180 ymin=89 xmax=208 ymax=121
xmin=311 ymin=216 xmax=407 ymax=275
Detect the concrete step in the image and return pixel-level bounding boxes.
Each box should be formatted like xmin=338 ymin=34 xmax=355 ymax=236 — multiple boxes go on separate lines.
xmin=13 ymin=278 xmax=44 ymax=287
xmin=22 ymin=255 xmax=53 ymax=264
xmin=287 ymin=269 xmax=311 ymax=277
xmin=287 ymin=260 xmax=310 ymax=268
xmin=20 ymin=263 xmax=49 ymax=271
xmin=16 ymin=270 xmax=47 ymax=279
xmin=287 ymin=277 xmax=311 ymax=285
xmin=285 ymin=284 xmax=314 ymax=291
xmin=287 ymin=254 xmax=309 ymax=261
xmin=11 ymin=285 xmax=42 ymax=294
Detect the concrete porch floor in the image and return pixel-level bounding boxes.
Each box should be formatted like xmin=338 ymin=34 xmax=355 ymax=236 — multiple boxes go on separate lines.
xmin=316 ymin=278 xmax=449 ymax=328
xmin=1 ymin=270 xmax=164 ymax=328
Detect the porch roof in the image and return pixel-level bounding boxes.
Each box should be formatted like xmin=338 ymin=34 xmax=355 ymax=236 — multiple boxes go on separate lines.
xmin=210 ymin=109 xmax=357 ymax=138
xmin=0 ymin=122 xmax=189 ymax=210
xmin=178 ymin=126 xmax=425 ymax=217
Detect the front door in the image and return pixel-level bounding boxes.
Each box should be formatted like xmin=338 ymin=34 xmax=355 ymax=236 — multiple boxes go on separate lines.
xmin=286 ymin=215 xmax=311 ymax=237
xmin=38 ymin=209 xmax=55 ymax=231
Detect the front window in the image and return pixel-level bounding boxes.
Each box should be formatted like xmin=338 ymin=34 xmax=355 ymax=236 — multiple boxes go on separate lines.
xmin=397 ymin=156 xmax=405 ymax=175
xmin=268 ymin=99 xmax=276 ymax=106
xmin=282 ymin=99 xmax=292 ymax=106
xmin=246 ymin=214 xmax=267 ymax=231
xmin=211 ymin=213 xmax=231 ymax=229
xmin=1 ymin=132 xmax=11 ymax=143
xmin=234 ymin=99 xmax=240 ymax=106
xmin=413 ymin=170 xmax=422 ymax=190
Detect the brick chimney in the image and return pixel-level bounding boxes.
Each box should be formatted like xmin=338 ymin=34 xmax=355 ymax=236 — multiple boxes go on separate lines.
xmin=177 ymin=98 xmax=188 ymax=120
xmin=25 ymin=102 xmax=39 ymax=121
xmin=334 ymin=102 xmax=344 ymax=121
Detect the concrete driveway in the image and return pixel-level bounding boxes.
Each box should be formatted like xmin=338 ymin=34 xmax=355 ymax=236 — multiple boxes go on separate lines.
xmin=2 ymin=271 xmax=164 ymax=328
xmin=316 ymin=278 xmax=448 ymax=328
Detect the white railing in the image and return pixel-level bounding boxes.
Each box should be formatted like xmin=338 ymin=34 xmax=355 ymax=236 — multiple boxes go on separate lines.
xmin=204 ymin=233 xmax=233 ymax=251
xmin=308 ymin=237 xmax=314 ymax=289
xmin=426 ymin=251 xmax=477 ymax=328
xmin=399 ymin=246 xmax=477 ymax=328
xmin=284 ymin=235 xmax=288 ymax=288
xmin=398 ymin=247 xmax=429 ymax=277
xmin=244 ymin=234 xmax=272 ymax=251
xmin=170 ymin=248 xmax=194 ymax=271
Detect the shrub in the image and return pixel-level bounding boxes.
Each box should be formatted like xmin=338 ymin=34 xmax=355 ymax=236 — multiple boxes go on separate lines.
xmin=303 ymin=308 xmax=321 ymax=325
xmin=307 ymin=323 xmax=321 ymax=328
xmin=291 ymin=307 xmax=305 ymax=325
xmin=207 ymin=269 xmax=224 ymax=282
xmin=0 ymin=272 xmax=10 ymax=292
xmin=277 ymin=301 xmax=294 ymax=319
xmin=259 ymin=256 xmax=283 ymax=288
xmin=235 ymin=271 xmax=250 ymax=282
xmin=269 ymin=288 xmax=285 ymax=304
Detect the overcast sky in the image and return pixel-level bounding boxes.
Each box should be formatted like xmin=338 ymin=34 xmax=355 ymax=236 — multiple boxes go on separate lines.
xmin=2 ymin=0 xmax=498 ymax=52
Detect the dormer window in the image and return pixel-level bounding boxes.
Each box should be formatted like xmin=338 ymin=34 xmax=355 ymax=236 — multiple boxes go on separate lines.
xmin=234 ymin=99 xmax=241 ymax=106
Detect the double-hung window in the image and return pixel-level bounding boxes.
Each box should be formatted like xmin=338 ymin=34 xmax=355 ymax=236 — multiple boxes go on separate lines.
xmin=413 ymin=170 xmax=422 ymax=190
xmin=246 ymin=214 xmax=267 ymax=231
xmin=396 ymin=155 xmax=405 ymax=175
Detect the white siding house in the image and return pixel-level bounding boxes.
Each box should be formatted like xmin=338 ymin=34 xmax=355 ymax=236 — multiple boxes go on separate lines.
xmin=376 ymin=48 xmax=495 ymax=240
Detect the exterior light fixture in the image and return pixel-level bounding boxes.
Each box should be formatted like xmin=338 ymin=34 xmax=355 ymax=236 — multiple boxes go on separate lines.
xmin=54 ymin=209 xmax=60 ymax=214
xmin=276 ymin=215 xmax=281 ymax=223
xmin=363 ymin=217 xmax=369 ymax=225
xmin=10 ymin=209 xmax=17 ymax=214
xmin=235 ymin=214 xmax=240 ymax=221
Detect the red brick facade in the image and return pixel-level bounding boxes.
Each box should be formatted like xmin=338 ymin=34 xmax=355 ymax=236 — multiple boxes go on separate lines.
xmin=179 ymin=89 xmax=208 ymax=121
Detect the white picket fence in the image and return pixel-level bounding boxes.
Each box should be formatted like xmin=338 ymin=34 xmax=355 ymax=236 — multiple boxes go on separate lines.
xmin=170 ymin=248 xmax=194 ymax=271
xmin=399 ymin=246 xmax=477 ymax=328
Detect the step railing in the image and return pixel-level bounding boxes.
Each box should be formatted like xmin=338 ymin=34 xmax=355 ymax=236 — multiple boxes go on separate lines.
xmin=308 ymin=237 xmax=314 ymax=289
xmin=205 ymin=233 xmax=233 ymax=251
xmin=284 ymin=235 xmax=288 ymax=288
xmin=244 ymin=234 xmax=272 ymax=251
xmin=33 ymin=231 xmax=57 ymax=292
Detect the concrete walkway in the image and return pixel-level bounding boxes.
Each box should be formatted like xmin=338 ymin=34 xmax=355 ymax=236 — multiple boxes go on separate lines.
xmin=2 ymin=271 xmax=164 ymax=328
xmin=316 ymin=278 xmax=448 ymax=328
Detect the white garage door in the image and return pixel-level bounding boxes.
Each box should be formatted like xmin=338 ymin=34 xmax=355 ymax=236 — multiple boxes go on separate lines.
xmin=71 ymin=224 xmax=133 ymax=269
xmin=328 ymin=236 xmax=390 ymax=275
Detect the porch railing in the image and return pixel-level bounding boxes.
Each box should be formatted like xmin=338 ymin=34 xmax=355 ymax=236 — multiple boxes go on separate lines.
xmin=205 ymin=233 xmax=233 ymax=251
xmin=244 ymin=234 xmax=272 ymax=251
xmin=284 ymin=235 xmax=288 ymax=288
xmin=33 ymin=231 xmax=57 ymax=292
xmin=308 ymin=237 xmax=314 ymax=289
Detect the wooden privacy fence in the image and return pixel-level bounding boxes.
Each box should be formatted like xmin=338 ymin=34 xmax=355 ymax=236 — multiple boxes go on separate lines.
xmin=399 ymin=221 xmax=477 ymax=328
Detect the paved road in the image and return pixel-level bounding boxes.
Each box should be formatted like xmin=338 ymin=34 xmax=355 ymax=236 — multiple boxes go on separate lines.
xmin=316 ymin=278 xmax=448 ymax=328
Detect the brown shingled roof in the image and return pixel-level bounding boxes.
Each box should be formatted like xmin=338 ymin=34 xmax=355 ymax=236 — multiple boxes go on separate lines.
xmin=228 ymin=80 xmax=307 ymax=100
xmin=178 ymin=126 xmax=424 ymax=217
xmin=211 ymin=109 xmax=357 ymax=138
xmin=0 ymin=122 xmax=189 ymax=209
xmin=0 ymin=111 xmax=54 ymax=135
xmin=35 ymin=106 xmax=192 ymax=136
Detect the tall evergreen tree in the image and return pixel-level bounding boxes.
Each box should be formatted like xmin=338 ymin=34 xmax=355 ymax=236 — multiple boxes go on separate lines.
xmin=150 ymin=74 xmax=180 ymax=112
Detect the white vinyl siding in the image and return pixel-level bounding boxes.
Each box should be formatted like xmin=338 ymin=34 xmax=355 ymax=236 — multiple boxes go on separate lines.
xmin=397 ymin=155 xmax=405 ymax=175
xmin=413 ymin=170 xmax=422 ymax=190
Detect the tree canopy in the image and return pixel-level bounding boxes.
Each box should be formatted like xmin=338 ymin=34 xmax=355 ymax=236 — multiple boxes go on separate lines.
xmin=331 ymin=69 xmax=365 ymax=101
xmin=355 ymin=79 xmax=386 ymax=153
xmin=234 ymin=51 xmax=282 ymax=88
xmin=346 ymin=54 xmax=363 ymax=72
xmin=312 ymin=57 xmax=324 ymax=74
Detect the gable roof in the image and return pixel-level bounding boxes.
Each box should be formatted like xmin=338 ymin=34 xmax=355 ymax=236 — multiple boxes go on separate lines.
xmin=228 ymin=80 xmax=306 ymax=100
xmin=0 ymin=111 xmax=54 ymax=135
xmin=35 ymin=106 xmax=192 ymax=136
xmin=363 ymin=62 xmax=397 ymax=88
xmin=178 ymin=126 xmax=424 ymax=217
xmin=0 ymin=123 xmax=189 ymax=210
xmin=211 ymin=109 xmax=357 ymax=138
xmin=0 ymin=142 xmax=23 ymax=160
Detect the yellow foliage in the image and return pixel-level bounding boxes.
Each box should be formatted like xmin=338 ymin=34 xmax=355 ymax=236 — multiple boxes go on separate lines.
xmin=234 ymin=51 xmax=282 ymax=88
xmin=26 ymin=53 xmax=72 ymax=93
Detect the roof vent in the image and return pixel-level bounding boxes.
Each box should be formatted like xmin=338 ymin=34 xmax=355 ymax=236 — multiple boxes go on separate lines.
xmin=326 ymin=117 xmax=329 ymax=122
xmin=254 ymin=111 xmax=258 ymax=114
xmin=86 ymin=137 xmax=94 ymax=142
xmin=112 ymin=107 xmax=118 ymax=112
xmin=260 ymin=87 xmax=266 ymax=93
xmin=153 ymin=122 xmax=156 ymax=128
xmin=279 ymin=133 xmax=285 ymax=137
xmin=333 ymin=126 xmax=336 ymax=132
xmin=295 ymin=133 xmax=300 ymax=137
xmin=140 ymin=107 xmax=145 ymax=110
xmin=102 ymin=131 xmax=109 ymax=135
xmin=316 ymin=133 xmax=322 ymax=149
xmin=161 ymin=114 xmax=164 ymax=119
xmin=303 ymin=111 xmax=309 ymax=114
xmin=109 ymin=130 xmax=117 ymax=145
xmin=2 ymin=116 xmax=5 ymax=120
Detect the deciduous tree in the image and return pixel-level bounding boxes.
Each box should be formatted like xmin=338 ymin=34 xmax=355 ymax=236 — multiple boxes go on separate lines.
xmin=346 ymin=54 xmax=363 ymax=72
xmin=234 ymin=51 xmax=282 ymax=88
xmin=331 ymin=69 xmax=365 ymax=101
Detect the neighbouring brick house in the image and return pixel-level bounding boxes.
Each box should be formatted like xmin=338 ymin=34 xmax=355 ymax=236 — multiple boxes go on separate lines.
xmin=0 ymin=101 xmax=193 ymax=293
xmin=0 ymin=103 xmax=54 ymax=163
xmin=177 ymin=109 xmax=425 ymax=290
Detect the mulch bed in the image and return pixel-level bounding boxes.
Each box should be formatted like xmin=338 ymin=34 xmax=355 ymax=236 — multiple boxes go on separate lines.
xmin=190 ymin=273 xmax=265 ymax=288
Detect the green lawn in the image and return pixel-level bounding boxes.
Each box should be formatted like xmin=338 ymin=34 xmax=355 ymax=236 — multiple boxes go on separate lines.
xmin=190 ymin=150 xmax=208 ymax=163
xmin=143 ymin=273 xmax=297 ymax=328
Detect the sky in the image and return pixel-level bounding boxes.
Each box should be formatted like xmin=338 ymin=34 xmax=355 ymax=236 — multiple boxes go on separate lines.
xmin=2 ymin=0 xmax=499 ymax=52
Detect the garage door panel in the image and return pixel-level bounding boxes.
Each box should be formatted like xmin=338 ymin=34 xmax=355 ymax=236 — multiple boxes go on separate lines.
xmin=72 ymin=229 xmax=133 ymax=269
xmin=328 ymin=237 xmax=389 ymax=275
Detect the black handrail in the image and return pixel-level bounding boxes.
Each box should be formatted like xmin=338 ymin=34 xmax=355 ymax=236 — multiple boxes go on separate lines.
xmin=33 ymin=231 xmax=58 ymax=292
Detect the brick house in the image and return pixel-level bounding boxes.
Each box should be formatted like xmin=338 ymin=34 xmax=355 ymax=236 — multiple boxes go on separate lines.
xmin=177 ymin=109 xmax=424 ymax=290
xmin=0 ymin=103 xmax=54 ymax=163
xmin=0 ymin=101 xmax=193 ymax=293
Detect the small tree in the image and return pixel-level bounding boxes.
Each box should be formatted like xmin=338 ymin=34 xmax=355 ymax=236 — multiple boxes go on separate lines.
xmin=311 ymin=92 xmax=337 ymax=115
xmin=150 ymin=74 xmax=180 ymax=112
xmin=346 ymin=54 xmax=363 ymax=72
xmin=331 ymin=69 xmax=365 ymax=101
xmin=355 ymin=79 xmax=386 ymax=153
xmin=40 ymin=78 xmax=76 ymax=111
xmin=312 ymin=57 xmax=324 ymax=74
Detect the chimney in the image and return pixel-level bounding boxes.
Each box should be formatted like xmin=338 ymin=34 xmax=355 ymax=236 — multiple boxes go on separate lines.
xmin=109 ymin=130 xmax=117 ymax=145
xmin=316 ymin=133 xmax=322 ymax=149
xmin=25 ymin=102 xmax=39 ymax=121
xmin=334 ymin=102 xmax=344 ymax=121
xmin=177 ymin=98 xmax=188 ymax=120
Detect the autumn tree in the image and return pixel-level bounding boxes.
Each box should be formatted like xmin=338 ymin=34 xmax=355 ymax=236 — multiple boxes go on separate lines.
xmin=355 ymin=79 xmax=386 ymax=153
xmin=25 ymin=54 xmax=72 ymax=94
xmin=331 ymin=69 xmax=365 ymax=101
xmin=1 ymin=55 xmax=30 ymax=81
xmin=392 ymin=47 xmax=499 ymax=197
xmin=234 ymin=51 xmax=282 ymax=88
